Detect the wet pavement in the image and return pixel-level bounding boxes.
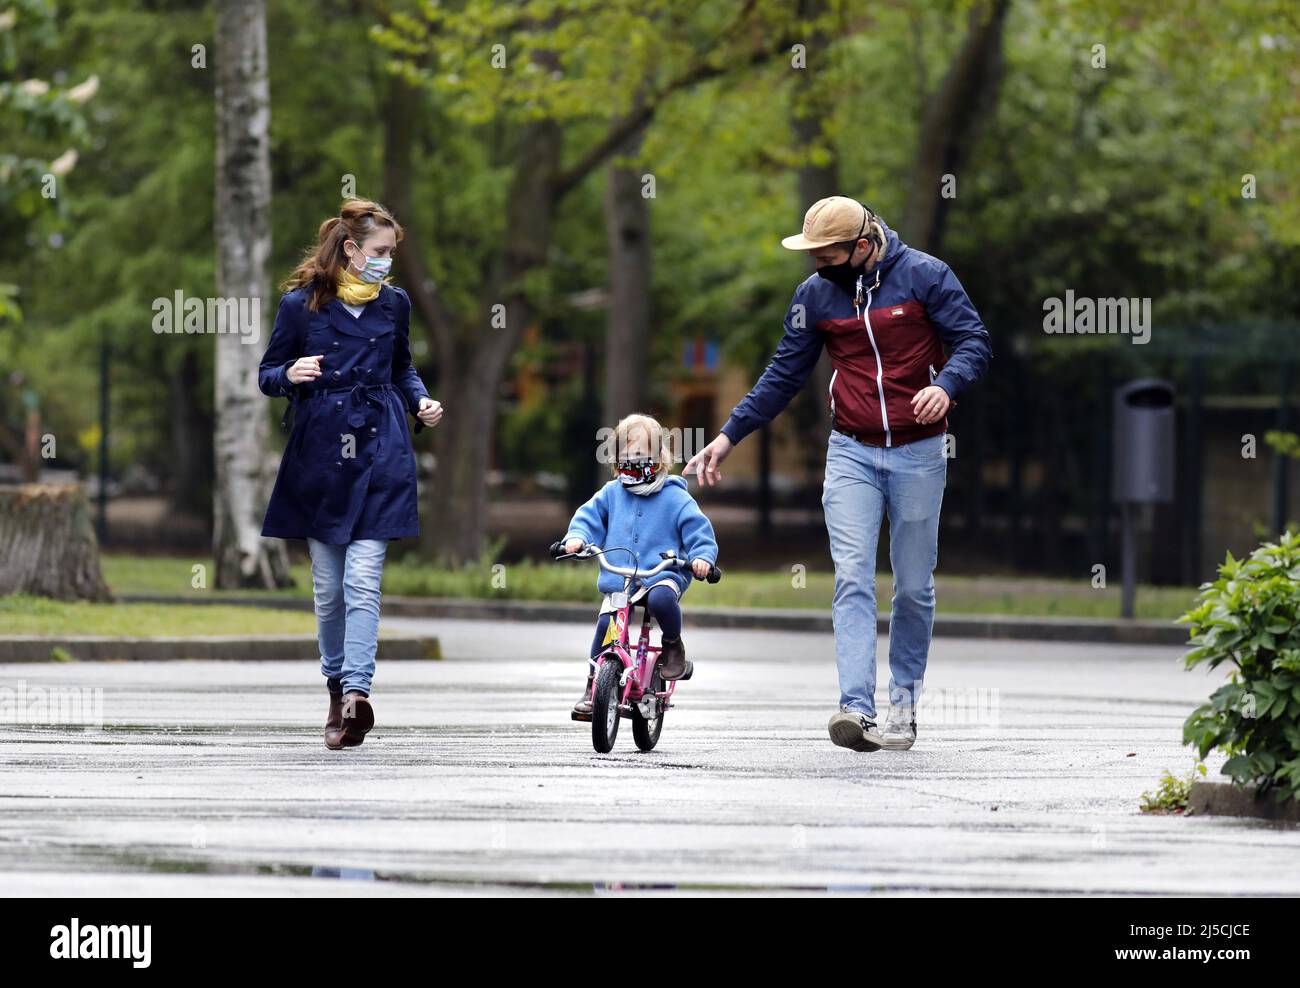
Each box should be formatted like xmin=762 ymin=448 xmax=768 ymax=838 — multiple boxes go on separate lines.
xmin=1 ymin=618 xmax=1296 ymax=896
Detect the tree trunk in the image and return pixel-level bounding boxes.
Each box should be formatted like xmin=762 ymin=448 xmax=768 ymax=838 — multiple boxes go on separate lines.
xmin=378 ymin=24 xmax=802 ymax=563
xmin=902 ymin=0 xmax=1010 ymax=255
xmin=421 ymin=119 xmax=563 ymax=562
xmin=169 ymin=347 xmax=213 ymax=522
xmin=791 ymin=0 xmax=839 ymax=451
xmin=383 ymin=74 xmax=450 ymax=348
xmin=424 ymin=347 xmax=500 ymax=562
xmin=0 ymin=485 xmax=112 ymax=600
xmin=212 ymin=0 xmax=290 ymax=588
xmin=603 ymin=128 xmax=651 ymax=424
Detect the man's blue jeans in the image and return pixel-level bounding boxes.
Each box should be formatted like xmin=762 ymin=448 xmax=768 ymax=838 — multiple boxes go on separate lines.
xmin=307 ymin=538 xmax=389 ymax=697
xmin=821 ymin=430 xmax=947 ymax=719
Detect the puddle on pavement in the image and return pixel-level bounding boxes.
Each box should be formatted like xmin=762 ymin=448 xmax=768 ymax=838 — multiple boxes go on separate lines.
xmin=0 ymin=842 xmax=868 ymax=893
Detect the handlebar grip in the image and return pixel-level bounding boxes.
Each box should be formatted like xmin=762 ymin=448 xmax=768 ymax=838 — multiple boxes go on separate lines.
xmin=707 ymin=564 xmax=722 ymax=584
xmin=549 ymin=541 xmax=565 ymax=559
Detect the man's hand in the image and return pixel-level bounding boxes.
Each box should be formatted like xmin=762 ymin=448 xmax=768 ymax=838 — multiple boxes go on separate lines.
xmin=564 ymin=538 xmax=584 ymax=554
xmin=690 ymin=558 xmax=712 ymax=580
xmin=286 ymin=355 xmax=323 ymax=384
xmin=684 ymin=433 xmax=734 ymax=487
xmin=416 ymin=397 xmax=443 ymax=428
xmin=911 ymin=385 xmax=950 ymax=425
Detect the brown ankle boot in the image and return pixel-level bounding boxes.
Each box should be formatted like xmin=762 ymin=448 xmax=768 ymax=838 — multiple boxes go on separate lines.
xmin=571 ymin=673 xmax=595 ymax=721
xmin=324 ymin=692 xmax=345 ymax=749
xmin=658 ymin=636 xmax=687 ymax=680
xmin=340 ymin=691 xmax=374 ymax=747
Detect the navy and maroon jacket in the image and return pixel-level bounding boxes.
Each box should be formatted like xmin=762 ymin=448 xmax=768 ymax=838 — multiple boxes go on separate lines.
xmin=721 ymin=220 xmax=991 ymax=448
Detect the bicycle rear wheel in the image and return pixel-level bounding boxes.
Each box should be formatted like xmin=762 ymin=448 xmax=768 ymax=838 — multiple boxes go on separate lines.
xmin=631 ymin=669 xmax=665 ymax=751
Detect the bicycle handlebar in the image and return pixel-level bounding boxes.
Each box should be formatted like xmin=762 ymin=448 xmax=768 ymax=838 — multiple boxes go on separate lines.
xmin=548 ymin=541 xmax=722 ymax=584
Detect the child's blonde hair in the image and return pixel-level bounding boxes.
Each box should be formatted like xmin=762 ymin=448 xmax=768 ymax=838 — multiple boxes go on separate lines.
xmin=610 ymin=413 xmax=673 ymax=478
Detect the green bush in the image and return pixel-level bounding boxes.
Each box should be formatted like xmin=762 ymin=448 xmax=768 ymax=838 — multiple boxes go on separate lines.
xmin=1180 ymin=531 xmax=1300 ymax=804
xmin=1140 ymin=764 xmax=1206 ymax=814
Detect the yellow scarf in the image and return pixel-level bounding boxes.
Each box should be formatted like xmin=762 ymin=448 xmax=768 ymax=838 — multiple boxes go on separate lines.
xmin=336 ymin=267 xmax=383 ymax=306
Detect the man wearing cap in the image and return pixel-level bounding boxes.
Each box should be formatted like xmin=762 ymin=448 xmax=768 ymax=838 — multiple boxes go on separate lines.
xmin=685 ymin=197 xmax=991 ymax=753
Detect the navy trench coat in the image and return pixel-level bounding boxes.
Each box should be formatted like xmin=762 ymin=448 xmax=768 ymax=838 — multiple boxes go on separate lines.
xmin=258 ymin=284 xmax=430 ymax=544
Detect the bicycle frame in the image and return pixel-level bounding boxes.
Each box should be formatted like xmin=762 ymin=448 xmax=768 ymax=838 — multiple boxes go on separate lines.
xmin=551 ymin=539 xmax=720 ymax=748
xmin=553 ymin=546 xmax=686 ymax=719
xmin=590 ymin=576 xmax=678 ymax=718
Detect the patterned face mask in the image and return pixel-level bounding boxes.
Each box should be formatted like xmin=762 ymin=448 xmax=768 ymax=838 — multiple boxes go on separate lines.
xmin=617 ymin=456 xmax=658 ymax=487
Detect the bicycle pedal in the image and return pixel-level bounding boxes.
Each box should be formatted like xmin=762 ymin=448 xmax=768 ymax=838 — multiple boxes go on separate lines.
xmin=571 ymin=711 xmax=593 ymax=723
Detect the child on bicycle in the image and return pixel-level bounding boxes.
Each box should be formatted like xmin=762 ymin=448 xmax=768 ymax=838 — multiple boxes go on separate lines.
xmin=562 ymin=413 xmax=719 ymax=717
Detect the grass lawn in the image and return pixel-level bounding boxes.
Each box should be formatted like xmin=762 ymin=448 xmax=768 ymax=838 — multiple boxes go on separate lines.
xmin=100 ymin=554 xmax=313 ymax=598
xmin=100 ymin=553 xmax=1199 ymax=622
xmin=0 ymin=595 xmax=317 ymax=637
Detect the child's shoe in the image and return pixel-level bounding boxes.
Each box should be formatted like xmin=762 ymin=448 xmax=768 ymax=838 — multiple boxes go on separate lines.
xmin=658 ymin=635 xmax=688 ymax=680
xmin=571 ymin=673 xmax=595 ymax=721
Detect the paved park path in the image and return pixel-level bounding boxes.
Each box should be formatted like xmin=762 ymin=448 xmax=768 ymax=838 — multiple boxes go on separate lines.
xmin=1 ymin=619 xmax=1297 ymax=896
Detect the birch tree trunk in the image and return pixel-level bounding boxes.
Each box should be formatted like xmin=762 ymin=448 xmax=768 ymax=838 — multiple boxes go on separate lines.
xmin=212 ymin=0 xmax=289 ymax=588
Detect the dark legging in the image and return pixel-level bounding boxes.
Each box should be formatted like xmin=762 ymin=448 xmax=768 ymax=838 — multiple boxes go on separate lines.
xmin=590 ymin=584 xmax=681 ymax=658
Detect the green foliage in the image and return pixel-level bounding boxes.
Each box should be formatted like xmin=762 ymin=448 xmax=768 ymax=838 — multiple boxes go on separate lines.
xmin=1180 ymin=531 xmax=1300 ymax=803
xmin=376 ymin=0 xmax=816 ymax=125
xmin=1139 ymin=762 xmax=1206 ymax=814
xmin=1265 ymin=430 xmax=1300 ymax=460
xmin=0 ymin=0 xmax=95 ymax=319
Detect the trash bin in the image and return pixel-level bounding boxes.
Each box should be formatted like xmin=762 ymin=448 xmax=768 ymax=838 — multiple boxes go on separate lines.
xmin=1112 ymin=379 xmax=1175 ymax=619
xmin=1112 ymin=379 xmax=1175 ymax=504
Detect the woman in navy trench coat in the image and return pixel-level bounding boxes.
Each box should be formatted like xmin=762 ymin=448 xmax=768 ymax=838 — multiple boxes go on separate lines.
xmin=259 ymin=198 xmax=442 ymax=750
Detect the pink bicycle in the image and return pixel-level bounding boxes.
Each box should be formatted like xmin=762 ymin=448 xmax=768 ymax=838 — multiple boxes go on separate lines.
xmin=550 ymin=541 xmax=721 ymax=753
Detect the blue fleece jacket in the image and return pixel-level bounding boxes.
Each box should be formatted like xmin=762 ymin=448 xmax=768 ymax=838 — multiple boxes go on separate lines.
xmin=563 ymin=475 xmax=719 ymax=596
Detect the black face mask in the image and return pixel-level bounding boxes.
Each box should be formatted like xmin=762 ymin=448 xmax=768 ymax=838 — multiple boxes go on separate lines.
xmin=817 ymin=231 xmax=884 ymax=295
xmin=816 ymin=255 xmax=864 ymax=294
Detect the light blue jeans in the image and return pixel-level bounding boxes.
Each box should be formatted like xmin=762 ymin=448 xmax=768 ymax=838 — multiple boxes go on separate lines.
xmin=307 ymin=538 xmax=389 ymax=697
xmin=821 ymin=430 xmax=947 ymax=719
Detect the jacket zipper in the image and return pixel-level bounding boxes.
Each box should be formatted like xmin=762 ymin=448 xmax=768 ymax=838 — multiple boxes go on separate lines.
xmin=860 ymin=278 xmax=890 ymax=446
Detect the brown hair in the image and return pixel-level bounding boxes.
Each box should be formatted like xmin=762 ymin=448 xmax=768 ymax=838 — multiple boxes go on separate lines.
xmin=282 ymin=198 xmax=405 ymax=311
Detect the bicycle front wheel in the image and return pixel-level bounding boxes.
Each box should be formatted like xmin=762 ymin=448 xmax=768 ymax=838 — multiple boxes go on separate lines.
xmin=591 ymin=660 xmax=623 ymax=753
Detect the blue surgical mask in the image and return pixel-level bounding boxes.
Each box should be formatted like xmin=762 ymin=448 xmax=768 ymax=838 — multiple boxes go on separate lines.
xmin=348 ymin=241 xmax=393 ymax=283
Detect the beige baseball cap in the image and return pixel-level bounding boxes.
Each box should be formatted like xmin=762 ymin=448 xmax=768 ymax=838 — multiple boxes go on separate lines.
xmin=781 ymin=196 xmax=870 ymax=250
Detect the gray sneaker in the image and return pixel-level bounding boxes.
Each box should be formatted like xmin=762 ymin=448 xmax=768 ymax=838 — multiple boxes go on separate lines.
xmin=828 ymin=706 xmax=883 ymax=752
xmin=881 ymin=703 xmax=917 ymax=750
